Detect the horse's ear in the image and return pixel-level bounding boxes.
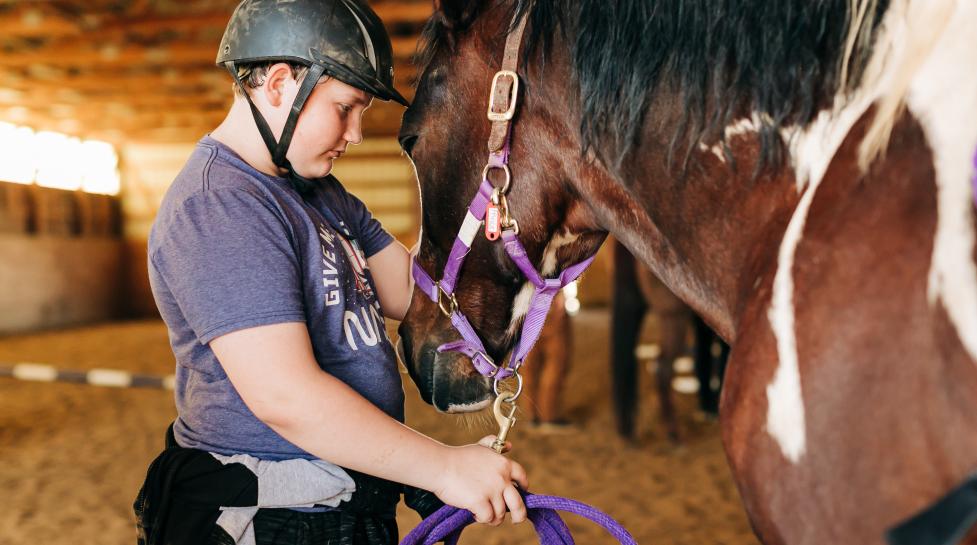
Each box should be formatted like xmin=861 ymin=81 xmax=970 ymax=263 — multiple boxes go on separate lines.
xmin=433 ymin=0 xmax=480 ymax=29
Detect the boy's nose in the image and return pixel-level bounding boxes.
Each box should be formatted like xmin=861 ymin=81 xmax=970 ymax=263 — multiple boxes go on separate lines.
xmin=345 ymin=122 xmax=364 ymax=146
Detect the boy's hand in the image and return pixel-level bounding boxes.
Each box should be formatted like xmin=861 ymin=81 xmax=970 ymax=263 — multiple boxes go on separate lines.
xmin=433 ymin=436 xmax=529 ymax=526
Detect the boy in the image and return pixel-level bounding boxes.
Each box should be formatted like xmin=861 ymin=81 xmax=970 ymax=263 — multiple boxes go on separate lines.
xmin=135 ymin=2 xmax=527 ymax=544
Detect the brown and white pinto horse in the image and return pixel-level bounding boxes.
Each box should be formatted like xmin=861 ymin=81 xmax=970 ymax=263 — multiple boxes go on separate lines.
xmin=396 ymin=0 xmax=977 ymax=543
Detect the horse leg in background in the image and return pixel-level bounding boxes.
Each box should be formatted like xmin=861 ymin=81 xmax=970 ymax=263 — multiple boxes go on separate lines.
xmin=692 ymin=314 xmax=729 ymax=417
xmin=610 ymin=240 xmax=647 ymax=439
xmin=522 ymin=292 xmax=572 ymax=429
xmin=638 ymin=270 xmax=690 ymax=444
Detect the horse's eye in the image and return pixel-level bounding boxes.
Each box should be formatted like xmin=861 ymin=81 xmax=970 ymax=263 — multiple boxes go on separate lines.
xmin=399 ymin=134 xmax=418 ymax=158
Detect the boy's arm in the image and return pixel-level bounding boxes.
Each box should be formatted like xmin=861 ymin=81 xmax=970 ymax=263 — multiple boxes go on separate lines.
xmin=210 ymin=322 xmax=528 ymax=526
xmin=367 ymin=240 xmax=413 ymax=320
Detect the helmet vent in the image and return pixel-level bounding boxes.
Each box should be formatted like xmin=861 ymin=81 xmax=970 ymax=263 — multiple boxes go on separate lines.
xmin=344 ymin=2 xmax=378 ymax=72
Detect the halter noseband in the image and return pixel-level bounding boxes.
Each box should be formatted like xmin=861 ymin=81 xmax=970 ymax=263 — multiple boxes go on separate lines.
xmin=410 ymin=12 xmax=596 ymax=398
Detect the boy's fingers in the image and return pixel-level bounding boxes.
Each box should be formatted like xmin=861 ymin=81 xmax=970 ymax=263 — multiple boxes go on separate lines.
xmin=510 ymin=461 xmax=529 ymax=491
xmin=503 ymin=485 xmax=527 ymax=524
xmin=490 ymin=494 xmax=506 ymax=526
xmin=471 ymin=501 xmax=493 ymax=524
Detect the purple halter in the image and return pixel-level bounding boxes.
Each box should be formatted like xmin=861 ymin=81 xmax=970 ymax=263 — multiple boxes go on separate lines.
xmin=412 ymin=12 xmax=594 ymax=392
xmin=410 ymin=14 xmax=595 ymax=392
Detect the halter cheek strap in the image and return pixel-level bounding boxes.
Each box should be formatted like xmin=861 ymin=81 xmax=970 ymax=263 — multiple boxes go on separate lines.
xmin=411 ymin=177 xmax=595 ymax=381
xmin=410 ymin=12 xmax=596 ymax=388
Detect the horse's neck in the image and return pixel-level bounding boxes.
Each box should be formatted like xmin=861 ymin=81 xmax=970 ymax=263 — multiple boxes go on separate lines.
xmin=602 ymin=144 xmax=800 ymax=341
xmin=587 ymin=90 xmax=882 ymax=340
xmin=591 ymin=0 xmax=977 ymax=344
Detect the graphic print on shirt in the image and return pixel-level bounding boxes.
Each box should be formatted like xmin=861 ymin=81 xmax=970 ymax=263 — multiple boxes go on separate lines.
xmin=318 ymin=222 xmax=390 ymax=351
xmin=319 ymin=224 xmax=342 ymax=307
xmin=338 ymin=236 xmax=376 ymax=301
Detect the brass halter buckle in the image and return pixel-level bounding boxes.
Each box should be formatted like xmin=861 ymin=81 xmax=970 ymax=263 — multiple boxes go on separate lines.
xmin=487 ymin=70 xmax=520 ymax=122
xmin=436 ymin=282 xmax=459 ymax=317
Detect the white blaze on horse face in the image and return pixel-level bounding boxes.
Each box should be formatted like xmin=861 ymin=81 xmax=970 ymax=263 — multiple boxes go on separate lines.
xmin=904 ymin=0 xmax=977 ymax=364
xmin=506 ymin=231 xmax=581 ymax=338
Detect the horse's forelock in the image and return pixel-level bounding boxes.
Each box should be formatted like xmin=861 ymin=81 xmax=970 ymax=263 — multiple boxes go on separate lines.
xmin=414 ymin=0 xmax=502 ymax=83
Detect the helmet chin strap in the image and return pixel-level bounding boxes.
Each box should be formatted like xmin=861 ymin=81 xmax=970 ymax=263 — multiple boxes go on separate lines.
xmin=224 ymin=61 xmax=327 ymax=195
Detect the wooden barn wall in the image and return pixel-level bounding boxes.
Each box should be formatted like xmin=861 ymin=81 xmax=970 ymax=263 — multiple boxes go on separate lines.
xmin=0 ymin=235 xmax=123 ymax=333
xmin=0 ymin=182 xmax=123 ymax=334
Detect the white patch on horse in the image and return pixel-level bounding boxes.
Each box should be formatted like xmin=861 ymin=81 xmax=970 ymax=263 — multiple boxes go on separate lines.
xmin=904 ymin=0 xmax=977 ymax=363
xmin=785 ymin=89 xmax=878 ymax=192
xmin=766 ymin=185 xmax=815 ymax=464
xmin=505 ymin=232 xmax=581 ymax=338
xmin=768 ymin=104 xmax=874 ymax=464
xmin=700 ymin=114 xmax=763 ymax=163
xmin=765 ymin=5 xmax=908 ymax=463
xmin=508 ymin=283 xmax=536 ymax=335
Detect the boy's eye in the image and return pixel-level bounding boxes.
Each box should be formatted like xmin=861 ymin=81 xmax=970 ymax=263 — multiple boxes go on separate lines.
xmin=339 ymin=104 xmax=352 ymax=114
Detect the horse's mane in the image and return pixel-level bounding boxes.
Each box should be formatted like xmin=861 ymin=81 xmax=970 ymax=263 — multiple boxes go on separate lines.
xmin=418 ymin=0 xmax=892 ymax=171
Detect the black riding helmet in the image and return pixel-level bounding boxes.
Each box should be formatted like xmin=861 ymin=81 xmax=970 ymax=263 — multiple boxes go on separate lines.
xmin=217 ymin=0 xmax=408 ymax=192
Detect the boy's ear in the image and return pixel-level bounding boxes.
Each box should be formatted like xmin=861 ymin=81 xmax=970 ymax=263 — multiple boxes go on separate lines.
xmin=261 ymin=63 xmax=294 ymax=107
xmin=433 ymin=0 xmax=480 ymax=29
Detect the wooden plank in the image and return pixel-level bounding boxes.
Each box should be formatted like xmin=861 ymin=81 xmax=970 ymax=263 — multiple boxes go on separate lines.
xmin=0 ymin=37 xmax=420 ymax=68
xmin=373 ymin=2 xmax=433 ymax=24
xmin=0 ymin=92 xmax=232 ymax=110
xmin=0 ymin=5 xmax=83 ymax=38
xmin=0 ymin=2 xmax=431 ymax=39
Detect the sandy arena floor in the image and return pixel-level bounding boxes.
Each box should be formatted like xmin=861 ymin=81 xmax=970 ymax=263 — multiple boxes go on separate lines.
xmin=0 ymin=310 xmax=759 ymax=545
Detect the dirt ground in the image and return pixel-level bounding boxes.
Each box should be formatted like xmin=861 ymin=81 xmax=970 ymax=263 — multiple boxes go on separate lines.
xmin=0 ymin=310 xmax=759 ymax=545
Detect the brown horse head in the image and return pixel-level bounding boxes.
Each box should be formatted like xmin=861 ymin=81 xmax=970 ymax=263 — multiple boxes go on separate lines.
xmin=396 ymin=2 xmax=608 ymax=411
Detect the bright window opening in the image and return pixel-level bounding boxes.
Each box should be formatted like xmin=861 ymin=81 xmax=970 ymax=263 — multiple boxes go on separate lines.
xmin=0 ymin=123 xmax=120 ymax=195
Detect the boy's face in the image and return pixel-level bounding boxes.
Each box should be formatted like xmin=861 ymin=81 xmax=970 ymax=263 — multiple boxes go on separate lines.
xmin=285 ymin=77 xmax=373 ymax=179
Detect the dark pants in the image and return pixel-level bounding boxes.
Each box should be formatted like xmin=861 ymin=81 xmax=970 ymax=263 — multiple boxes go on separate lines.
xmin=207 ymin=508 xmax=398 ymax=545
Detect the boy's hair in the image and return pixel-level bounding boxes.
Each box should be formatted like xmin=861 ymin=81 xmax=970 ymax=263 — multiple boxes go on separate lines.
xmin=233 ymin=61 xmax=322 ymax=97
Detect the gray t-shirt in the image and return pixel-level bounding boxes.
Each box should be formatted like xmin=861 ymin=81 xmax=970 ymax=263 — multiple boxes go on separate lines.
xmin=148 ymin=136 xmax=402 ymax=461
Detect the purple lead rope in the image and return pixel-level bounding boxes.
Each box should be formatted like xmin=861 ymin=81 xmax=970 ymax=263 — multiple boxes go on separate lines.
xmin=399 ymin=493 xmax=637 ymax=545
